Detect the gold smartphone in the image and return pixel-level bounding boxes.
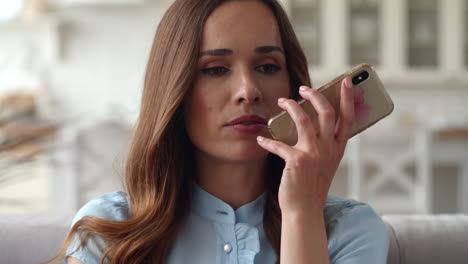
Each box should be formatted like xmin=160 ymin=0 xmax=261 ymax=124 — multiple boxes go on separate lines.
xmin=267 ymin=63 xmax=394 ymax=145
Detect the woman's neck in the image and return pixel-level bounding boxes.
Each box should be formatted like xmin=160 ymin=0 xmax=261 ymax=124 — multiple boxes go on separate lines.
xmin=194 ymin=151 xmax=268 ymax=210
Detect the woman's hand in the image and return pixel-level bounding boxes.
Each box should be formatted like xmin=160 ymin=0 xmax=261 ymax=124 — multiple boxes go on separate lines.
xmin=257 ymin=77 xmax=355 ymax=215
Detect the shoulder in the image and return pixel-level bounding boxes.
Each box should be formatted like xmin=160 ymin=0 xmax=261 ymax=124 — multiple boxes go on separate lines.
xmin=324 ymin=195 xmax=389 ymax=263
xmin=324 ymin=194 xmax=377 ymax=224
xmin=66 ymin=192 xmax=130 ymax=264
xmin=71 ymin=191 xmax=130 ymax=226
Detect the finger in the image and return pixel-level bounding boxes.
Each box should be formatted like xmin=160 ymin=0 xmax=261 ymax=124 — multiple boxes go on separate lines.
xmin=335 ymin=77 xmax=355 ymax=142
xmin=299 ymin=85 xmax=336 ymax=141
xmin=256 ymin=135 xmax=295 ymax=161
xmin=277 ymin=97 xmax=317 ymax=147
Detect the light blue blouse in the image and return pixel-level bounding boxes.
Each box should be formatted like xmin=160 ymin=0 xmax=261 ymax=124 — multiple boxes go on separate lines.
xmin=65 ymin=183 xmax=389 ymax=263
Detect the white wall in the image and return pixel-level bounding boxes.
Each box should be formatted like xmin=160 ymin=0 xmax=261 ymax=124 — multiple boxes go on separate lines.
xmin=49 ymin=4 xmax=170 ymax=124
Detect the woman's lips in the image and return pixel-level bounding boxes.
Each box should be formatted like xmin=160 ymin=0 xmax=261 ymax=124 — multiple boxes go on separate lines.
xmin=228 ymin=123 xmax=266 ymax=134
xmin=225 ymin=114 xmax=268 ymax=134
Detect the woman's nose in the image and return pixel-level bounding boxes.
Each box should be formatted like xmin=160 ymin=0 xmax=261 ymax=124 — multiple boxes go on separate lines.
xmin=233 ymin=68 xmax=263 ymax=104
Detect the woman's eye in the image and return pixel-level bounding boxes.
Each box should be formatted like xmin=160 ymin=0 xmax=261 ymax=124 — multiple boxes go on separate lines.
xmin=256 ymin=64 xmax=281 ymax=74
xmin=201 ymin=66 xmax=229 ymax=76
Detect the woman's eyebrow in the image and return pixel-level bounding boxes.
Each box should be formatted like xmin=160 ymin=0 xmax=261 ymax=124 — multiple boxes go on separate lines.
xmin=199 ymin=46 xmax=284 ymax=57
xmin=255 ymin=45 xmax=284 ymax=54
xmin=200 ymin=49 xmax=232 ymax=57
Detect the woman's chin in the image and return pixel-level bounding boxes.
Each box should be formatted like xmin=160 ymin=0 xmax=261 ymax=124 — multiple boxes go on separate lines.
xmin=226 ymin=144 xmax=269 ymax=161
xmin=195 ymin=139 xmax=271 ymax=162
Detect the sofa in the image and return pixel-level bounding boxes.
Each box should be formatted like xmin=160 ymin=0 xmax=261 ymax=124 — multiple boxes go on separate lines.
xmin=383 ymin=214 xmax=468 ymax=263
xmin=1 ymin=213 xmax=467 ymax=264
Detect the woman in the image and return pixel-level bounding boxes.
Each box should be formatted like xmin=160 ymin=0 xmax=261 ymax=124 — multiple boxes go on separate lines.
xmin=49 ymin=0 xmax=389 ymax=263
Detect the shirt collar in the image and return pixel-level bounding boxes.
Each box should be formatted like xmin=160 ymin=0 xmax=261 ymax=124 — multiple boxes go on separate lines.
xmin=190 ymin=182 xmax=267 ymax=226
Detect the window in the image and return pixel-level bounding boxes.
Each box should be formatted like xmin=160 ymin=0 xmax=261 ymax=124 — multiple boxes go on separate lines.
xmin=408 ymin=0 xmax=439 ymax=67
xmin=349 ymin=0 xmax=381 ymax=66
xmin=0 ymin=0 xmax=23 ymax=21
xmin=290 ymin=0 xmax=321 ymax=65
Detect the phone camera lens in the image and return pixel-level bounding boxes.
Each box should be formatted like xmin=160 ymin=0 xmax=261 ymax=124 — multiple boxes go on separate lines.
xmin=352 ymin=71 xmax=369 ymax=85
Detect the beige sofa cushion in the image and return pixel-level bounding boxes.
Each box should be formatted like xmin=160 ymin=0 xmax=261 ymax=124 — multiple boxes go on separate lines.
xmin=384 ymin=214 xmax=468 ymax=264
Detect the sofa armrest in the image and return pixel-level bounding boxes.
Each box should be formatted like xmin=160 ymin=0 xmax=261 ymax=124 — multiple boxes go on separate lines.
xmin=383 ymin=214 xmax=468 ymax=264
xmin=0 ymin=214 xmax=72 ymax=264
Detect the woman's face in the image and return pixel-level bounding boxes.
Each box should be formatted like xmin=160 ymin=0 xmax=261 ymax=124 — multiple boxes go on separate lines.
xmin=184 ymin=0 xmax=290 ymax=162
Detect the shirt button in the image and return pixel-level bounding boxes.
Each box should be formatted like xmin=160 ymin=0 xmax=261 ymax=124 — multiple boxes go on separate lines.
xmin=223 ymin=243 xmax=232 ymax=253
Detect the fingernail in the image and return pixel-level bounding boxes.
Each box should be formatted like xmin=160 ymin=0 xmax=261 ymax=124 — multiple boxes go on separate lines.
xmin=278 ymin=98 xmax=286 ymax=103
xmin=299 ymin=86 xmax=307 ymax=92
xmin=257 ymin=136 xmax=264 ymax=142
xmin=346 ymin=77 xmax=353 ymax=88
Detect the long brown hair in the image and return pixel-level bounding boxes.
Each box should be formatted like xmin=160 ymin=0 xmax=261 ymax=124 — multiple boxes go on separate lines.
xmin=47 ymin=0 xmax=310 ymax=263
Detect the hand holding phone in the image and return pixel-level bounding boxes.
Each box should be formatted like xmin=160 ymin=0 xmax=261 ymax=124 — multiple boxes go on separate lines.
xmin=256 ymin=65 xmax=367 ymax=214
xmin=267 ymin=63 xmax=394 ymax=145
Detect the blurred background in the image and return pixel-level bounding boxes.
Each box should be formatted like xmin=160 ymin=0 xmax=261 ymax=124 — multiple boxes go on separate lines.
xmin=0 ymin=0 xmax=467 ymax=216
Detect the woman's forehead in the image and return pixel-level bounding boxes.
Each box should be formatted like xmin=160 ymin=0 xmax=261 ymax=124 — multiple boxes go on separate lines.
xmin=201 ymin=1 xmax=283 ymax=50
